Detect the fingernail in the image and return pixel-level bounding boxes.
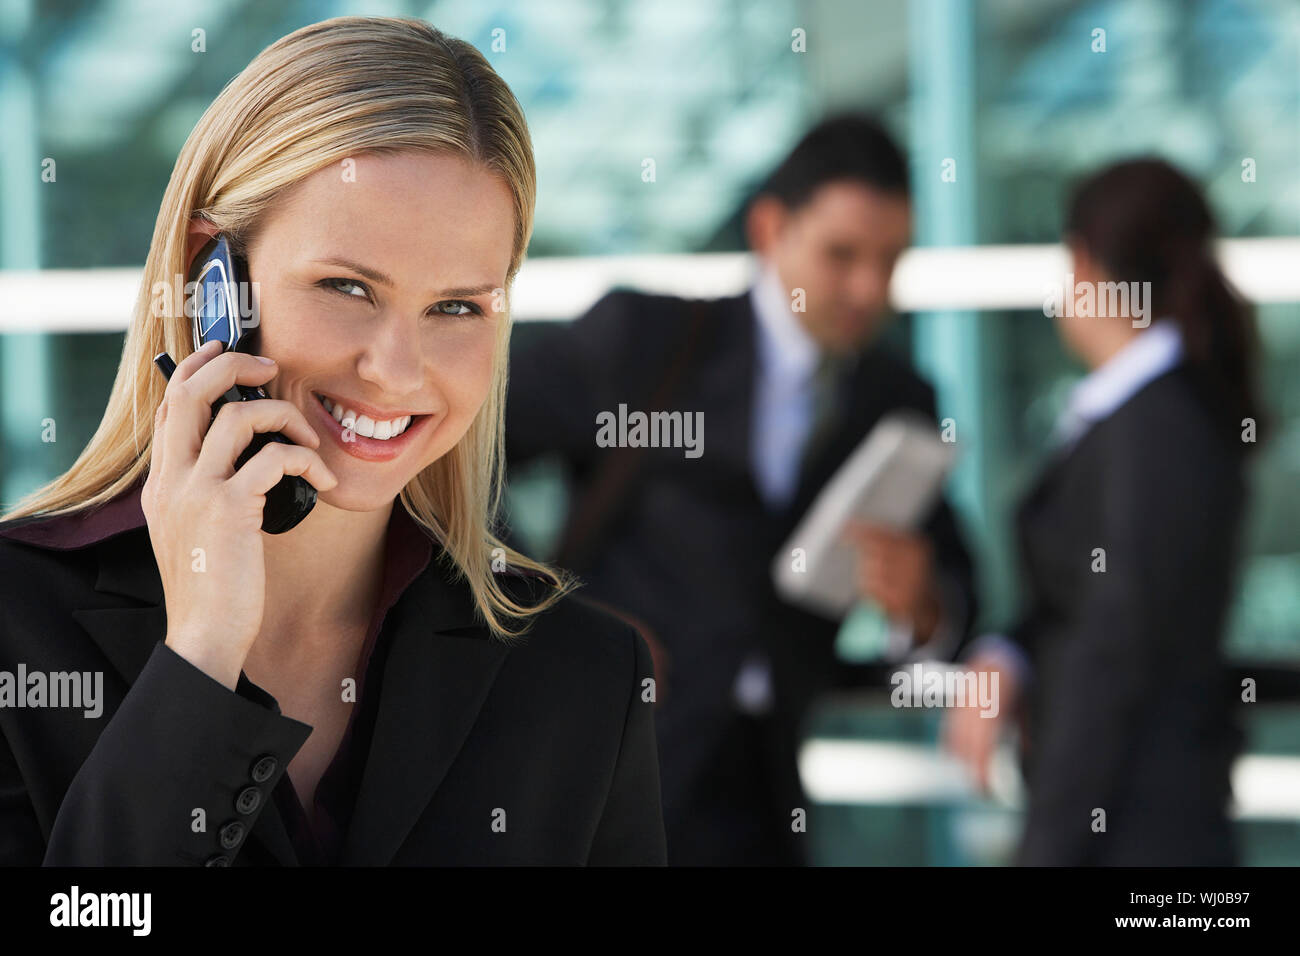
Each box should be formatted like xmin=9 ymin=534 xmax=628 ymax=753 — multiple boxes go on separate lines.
xmin=255 ymin=355 xmax=276 ymax=364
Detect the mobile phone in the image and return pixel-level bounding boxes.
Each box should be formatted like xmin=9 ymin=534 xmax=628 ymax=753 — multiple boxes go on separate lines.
xmin=153 ymin=234 xmax=318 ymax=534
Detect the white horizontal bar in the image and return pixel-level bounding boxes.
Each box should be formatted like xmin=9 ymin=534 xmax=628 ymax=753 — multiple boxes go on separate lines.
xmin=1 ymin=239 xmax=1297 ymax=334
xmin=798 ymin=737 xmax=1300 ymax=821
xmin=1 ymin=267 xmax=145 ymax=334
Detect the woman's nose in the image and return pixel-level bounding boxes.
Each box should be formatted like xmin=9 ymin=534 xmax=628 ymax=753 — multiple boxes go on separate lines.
xmin=353 ymin=316 xmax=427 ymax=395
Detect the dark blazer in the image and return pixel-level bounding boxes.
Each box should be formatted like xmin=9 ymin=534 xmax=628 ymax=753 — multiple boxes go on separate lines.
xmin=0 ymin=483 xmax=667 ymax=866
xmin=1007 ymin=364 xmax=1247 ymax=866
xmin=505 ymin=289 xmax=977 ymax=865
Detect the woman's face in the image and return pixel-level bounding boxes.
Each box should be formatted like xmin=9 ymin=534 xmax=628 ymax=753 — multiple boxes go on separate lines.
xmin=238 ymin=151 xmax=515 ymax=512
xmin=1058 ymin=237 xmax=1129 ymax=367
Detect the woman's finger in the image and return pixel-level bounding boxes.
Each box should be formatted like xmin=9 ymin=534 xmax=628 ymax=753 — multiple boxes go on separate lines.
xmin=228 ymin=440 xmax=338 ymax=500
xmin=194 ymin=398 xmax=323 ymax=482
xmin=155 ymin=342 xmax=234 ymax=476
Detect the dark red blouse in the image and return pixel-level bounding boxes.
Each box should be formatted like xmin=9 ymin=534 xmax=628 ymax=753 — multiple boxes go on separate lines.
xmin=269 ymin=496 xmax=434 ymax=864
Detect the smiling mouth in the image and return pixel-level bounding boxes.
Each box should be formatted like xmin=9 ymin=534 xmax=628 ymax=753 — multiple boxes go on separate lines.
xmin=312 ymin=392 xmax=429 ymax=441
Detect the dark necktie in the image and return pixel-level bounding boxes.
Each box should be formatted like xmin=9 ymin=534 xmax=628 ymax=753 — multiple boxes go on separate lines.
xmin=798 ymin=350 xmax=854 ymax=481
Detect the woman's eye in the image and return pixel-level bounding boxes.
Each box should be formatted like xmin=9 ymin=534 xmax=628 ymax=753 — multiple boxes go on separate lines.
xmin=434 ymin=300 xmax=483 ymax=318
xmin=317 ymin=279 xmax=481 ymax=319
xmin=319 ymin=277 xmax=372 ymax=300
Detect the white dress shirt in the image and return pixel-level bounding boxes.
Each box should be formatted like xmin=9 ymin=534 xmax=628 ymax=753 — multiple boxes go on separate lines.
xmin=732 ymin=264 xmax=958 ymax=715
xmin=971 ymin=318 xmax=1186 ymax=682
xmin=748 ymin=263 xmax=822 ymax=509
xmin=1051 ymin=317 xmax=1185 ymax=452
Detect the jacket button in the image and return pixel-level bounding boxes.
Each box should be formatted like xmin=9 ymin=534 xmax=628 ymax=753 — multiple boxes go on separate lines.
xmin=219 ymin=820 xmax=246 ymax=849
xmin=205 ymin=854 xmax=230 ymax=867
xmin=250 ymin=754 xmax=277 ymax=783
xmin=235 ymin=786 xmax=262 ymax=815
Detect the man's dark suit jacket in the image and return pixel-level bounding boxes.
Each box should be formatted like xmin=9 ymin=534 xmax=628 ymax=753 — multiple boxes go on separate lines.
xmin=1007 ymin=364 xmax=1246 ymax=866
xmin=505 ymin=289 xmax=977 ymax=865
xmin=0 ymin=480 xmax=667 ymax=866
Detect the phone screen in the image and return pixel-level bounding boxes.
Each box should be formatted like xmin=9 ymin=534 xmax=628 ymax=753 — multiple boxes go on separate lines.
xmin=189 ymin=235 xmax=252 ymax=353
xmin=195 ymin=257 xmax=235 ymax=348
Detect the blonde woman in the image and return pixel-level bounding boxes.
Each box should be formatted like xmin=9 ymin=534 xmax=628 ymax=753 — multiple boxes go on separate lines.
xmin=0 ymin=17 xmax=665 ymax=866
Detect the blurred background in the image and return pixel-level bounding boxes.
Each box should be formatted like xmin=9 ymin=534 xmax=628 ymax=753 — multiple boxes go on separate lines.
xmin=1 ymin=0 xmax=1297 ymax=863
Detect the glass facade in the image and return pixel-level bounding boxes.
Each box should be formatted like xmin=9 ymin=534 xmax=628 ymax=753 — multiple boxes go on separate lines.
xmin=1 ymin=0 xmax=1297 ymax=864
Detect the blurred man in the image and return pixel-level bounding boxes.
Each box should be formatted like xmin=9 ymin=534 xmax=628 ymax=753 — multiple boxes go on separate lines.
xmin=505 ymin=114 xmax=976 ymax=865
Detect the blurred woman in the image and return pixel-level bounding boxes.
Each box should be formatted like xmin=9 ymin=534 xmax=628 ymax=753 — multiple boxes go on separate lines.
xmin=944 ymin=158 xmax=1263 ymax=865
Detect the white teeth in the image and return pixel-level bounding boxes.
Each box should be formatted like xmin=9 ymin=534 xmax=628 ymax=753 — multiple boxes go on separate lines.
xmin=318 ymin=395 xmax=412 ymax=440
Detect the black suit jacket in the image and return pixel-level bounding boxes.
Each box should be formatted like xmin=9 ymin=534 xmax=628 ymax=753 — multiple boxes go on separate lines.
xmin=0 ymin=486 xmax=667 ymax=866
xmin=1006 ymin=364 xmax=1247 ymax=866
xmin=505 ymin=289 xmax=977 ymax=865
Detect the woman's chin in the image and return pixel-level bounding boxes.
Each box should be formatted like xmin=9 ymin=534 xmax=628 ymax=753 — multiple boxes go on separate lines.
xmin=309 ymin=478 xmax=409 ymax=515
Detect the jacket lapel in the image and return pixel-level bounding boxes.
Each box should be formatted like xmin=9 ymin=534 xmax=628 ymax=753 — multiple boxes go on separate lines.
xmin=340 ymin=561 xmax=511 ymax=865
xmin=68 ymin=528 xmax=166 ymax=685
xmin=1020 ymin=415 xmax=1109 ymax=516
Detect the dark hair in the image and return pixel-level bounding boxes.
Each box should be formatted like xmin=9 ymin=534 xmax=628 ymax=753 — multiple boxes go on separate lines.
xmin=1064 ymin=158 xmax=1265 ymax=449
xmin=754 ymin=113 xmax=909 ymax=210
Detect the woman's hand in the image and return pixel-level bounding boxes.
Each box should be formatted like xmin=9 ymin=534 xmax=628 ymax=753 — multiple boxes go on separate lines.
xmin=142 ymin=341 xmax=338 ymax=690
xmin=941 ymin=650 xmax=1020 ymax=795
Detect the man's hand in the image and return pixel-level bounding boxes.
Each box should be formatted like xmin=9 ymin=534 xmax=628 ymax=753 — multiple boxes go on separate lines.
xmin=842 ymin=521 xmax=942 ymax=643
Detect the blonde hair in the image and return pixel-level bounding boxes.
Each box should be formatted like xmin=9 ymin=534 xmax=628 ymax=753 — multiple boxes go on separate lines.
xmin=0 ymin=15 xmax=579 ymax=639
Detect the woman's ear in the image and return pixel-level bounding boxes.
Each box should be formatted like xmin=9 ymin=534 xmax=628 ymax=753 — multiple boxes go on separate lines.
xmin=185 ymin=217 xmax=222 ymax=273
xmin=1065 ymin=232 xmax=1102 ymax=284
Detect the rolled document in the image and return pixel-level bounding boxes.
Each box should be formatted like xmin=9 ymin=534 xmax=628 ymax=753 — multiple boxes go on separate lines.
xmin=773 ymin=410 xmax=956 ymax=617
